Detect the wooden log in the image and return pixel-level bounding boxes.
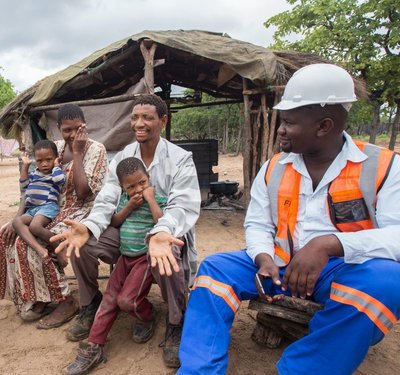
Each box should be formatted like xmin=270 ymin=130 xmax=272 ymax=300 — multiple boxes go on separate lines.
xmin=251 ymin=321 xmax=283 ymax=348
xmin=255 ymin=312 xmax=309 ymax=343
xmin=250 ymin=297 xmax=323 ymax=348
xmin=140 ymin=39 xmax=157 ymax=94
xmin=249 ymin=297 xmax=323 ymax=317
xmin=249 ymin=301 xmax=314 ymax=325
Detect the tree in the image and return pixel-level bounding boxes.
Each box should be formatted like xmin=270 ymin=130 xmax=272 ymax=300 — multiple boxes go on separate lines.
xmin=0 ymin=68 xmax=16 ymax=109
xmin=265 ymin=0 xmax=400 ymax=148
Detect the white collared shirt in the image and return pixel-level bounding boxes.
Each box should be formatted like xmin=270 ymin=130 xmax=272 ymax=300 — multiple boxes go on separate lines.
xmin=82 ymin=138 xmax=201 ymax=241
xmin=245 ymin=132 xmax=400 ymax=264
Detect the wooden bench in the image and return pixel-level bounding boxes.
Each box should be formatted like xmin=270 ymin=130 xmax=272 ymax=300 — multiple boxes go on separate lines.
xmin=248 ymin=297 xmax=323 ymax=348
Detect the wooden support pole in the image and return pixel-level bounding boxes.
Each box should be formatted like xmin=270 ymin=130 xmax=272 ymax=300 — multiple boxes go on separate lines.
xmin=268 ymin=93 xmax=281 ymax=160
xmin=252 ymin=107 xmax=261 ymax=180
xmin=140 ymin=40 xmax=157 ymax=94
xmin=165 ymin=83 xmax=172 ymax=141
xmin=242 ymin=78 xmax=252 ymax=207
xmin=260 ymin=94 xmax=270 ymax=164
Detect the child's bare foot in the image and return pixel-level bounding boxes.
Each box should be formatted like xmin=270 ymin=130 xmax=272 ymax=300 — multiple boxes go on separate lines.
xmin=35 ymin=246 xmax=50 ymax=260
xmin=56 ymin=251 xmax=69 ymax=268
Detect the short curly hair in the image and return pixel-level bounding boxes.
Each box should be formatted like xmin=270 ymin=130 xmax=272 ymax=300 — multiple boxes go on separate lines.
xmin=131 ymin=94 xmax=168 ymax=117
xmin=57 ymin=104 xmax=85 ymax=124
xmin=34 ymin=139 xmax=58 ymax=157
xmin=116 ymin=157 xmax=147 ymax=183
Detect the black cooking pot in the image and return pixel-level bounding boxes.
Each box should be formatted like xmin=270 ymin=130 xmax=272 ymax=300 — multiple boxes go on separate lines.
xmin=225 ymin=181 xmax=239 ymax=194
xmin=210 ymin=181 xmax=226 ymax=194
xmin=209 ymin=181 xmax=239 ymax=195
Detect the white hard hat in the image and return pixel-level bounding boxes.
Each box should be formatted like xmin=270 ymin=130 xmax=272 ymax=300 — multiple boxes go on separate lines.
xmin=274 ymin=63 xmax=357 ymax=111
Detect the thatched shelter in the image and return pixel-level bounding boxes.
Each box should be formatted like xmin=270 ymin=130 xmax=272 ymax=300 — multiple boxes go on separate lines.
xmin=0 ymin=30 xmax=366 ymax=204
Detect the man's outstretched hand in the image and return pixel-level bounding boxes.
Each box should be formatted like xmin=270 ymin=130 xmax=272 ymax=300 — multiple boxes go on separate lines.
xmin=148 ymin=232 xmax=184 ymax=276
xmin=50 ymin=220 xmax=90 ymax=258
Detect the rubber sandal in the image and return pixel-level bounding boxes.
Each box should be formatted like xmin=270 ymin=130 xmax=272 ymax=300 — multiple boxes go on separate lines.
xmin=20 ymin=305 xmax=51 ymax=322
xmin=36 ymin=298 xmax=79 ymax=330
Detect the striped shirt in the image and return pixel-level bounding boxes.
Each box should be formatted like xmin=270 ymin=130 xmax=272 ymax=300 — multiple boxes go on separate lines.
xmin=20 ymin=167 xmax=65 ymax=208
xmin=117 ymin=192 xmax=168 ymax=257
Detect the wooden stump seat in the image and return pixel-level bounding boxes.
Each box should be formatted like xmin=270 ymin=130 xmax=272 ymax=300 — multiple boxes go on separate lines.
xmin=248 ymin=297 xmax=323 ymax=349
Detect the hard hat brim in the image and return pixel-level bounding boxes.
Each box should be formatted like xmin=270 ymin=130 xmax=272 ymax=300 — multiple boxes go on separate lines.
xmin=273 ymin=99 xmax=357 ymax=111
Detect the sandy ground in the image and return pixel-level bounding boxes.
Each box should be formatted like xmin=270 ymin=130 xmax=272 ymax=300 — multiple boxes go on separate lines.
xmin=0 ymin=154 xmax=399 ymax=375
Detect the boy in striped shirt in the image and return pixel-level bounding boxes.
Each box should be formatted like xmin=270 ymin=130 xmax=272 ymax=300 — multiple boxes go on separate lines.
xmin=12 ymin=140 xmax=65 ymax=260
xmin=64 ymin=157 xmax=167 ymax=374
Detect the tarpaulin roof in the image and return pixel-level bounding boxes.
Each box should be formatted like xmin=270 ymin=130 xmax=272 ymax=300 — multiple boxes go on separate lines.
xmin=0 ymin=29 xmax=365 ymax=137
xmin=29 ymin=30 xmax=278 ymax=106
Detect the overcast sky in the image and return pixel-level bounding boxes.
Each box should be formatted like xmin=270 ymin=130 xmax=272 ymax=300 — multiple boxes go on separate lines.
xmin=0 ymin=0 xmax=291 ymax=93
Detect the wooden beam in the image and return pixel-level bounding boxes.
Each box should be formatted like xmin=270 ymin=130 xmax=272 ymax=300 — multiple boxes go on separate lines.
xmin=28 ymin=96 xmax=242 ymax=114
xmin=171 ymin=99 xmax=241 ymax=110
xmin=242 ymin=86 xmax=285 ymax=95
xmin=28 ymin=93 xmax=143 ymax=113
xmin=140 ymin=39 xmax=157 ymax=94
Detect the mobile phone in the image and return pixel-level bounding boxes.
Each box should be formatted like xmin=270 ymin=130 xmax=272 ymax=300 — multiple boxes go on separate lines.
xmin=255 ymin=273 xmax=266 ymax=297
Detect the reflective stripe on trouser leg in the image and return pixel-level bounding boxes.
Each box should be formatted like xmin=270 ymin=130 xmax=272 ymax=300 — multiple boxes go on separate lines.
xmin=178 ymin=250 xmax=268 ymax=375
xmin=277 ymin=258 xmax=400 ymax=375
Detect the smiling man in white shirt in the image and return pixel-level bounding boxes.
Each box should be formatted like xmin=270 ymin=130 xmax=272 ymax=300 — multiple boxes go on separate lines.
xmin=52 ymin=94 xmax=201 ymax=371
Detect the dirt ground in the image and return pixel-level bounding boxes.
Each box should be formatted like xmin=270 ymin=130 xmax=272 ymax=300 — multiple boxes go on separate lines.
xmin=0 ymin=154 xmax=399 ymax=375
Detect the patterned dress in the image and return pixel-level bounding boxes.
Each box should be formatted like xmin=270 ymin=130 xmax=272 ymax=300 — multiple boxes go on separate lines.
xmin=0 ymin=139 xmax=108 ymax=310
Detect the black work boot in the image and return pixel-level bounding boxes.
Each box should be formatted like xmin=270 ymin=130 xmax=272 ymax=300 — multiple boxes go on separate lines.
xmin=66 ymin=291 xmax=102 ymax=342
xmin=132 ymin=317 xmax=156 ymax=344
xmin=132 ymin=306 xmax=157 ymax=344
xmin=62 ymin=341 xmax=106 ymax=375
xmin=162 ymin=321 xmax=182 ymax=368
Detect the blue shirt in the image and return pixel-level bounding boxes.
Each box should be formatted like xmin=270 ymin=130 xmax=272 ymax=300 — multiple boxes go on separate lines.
xmin=20 ymin=166 xmax=65 ymax=207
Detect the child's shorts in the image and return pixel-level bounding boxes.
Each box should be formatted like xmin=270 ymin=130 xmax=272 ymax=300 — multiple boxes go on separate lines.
xmin=24 ymin=202 xmax=60 ymax=220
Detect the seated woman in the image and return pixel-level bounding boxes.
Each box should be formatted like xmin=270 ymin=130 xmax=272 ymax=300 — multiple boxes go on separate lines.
xmin=0 ymin=104 xmax=108 ymax=329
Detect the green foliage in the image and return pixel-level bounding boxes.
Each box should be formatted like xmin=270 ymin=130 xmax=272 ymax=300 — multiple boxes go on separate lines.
xmin=171 ymin=91 xmax=243 ymax=152
xmin=0 ymin=68 xmax=16 ymax=109
xmin=265 ymin=0 xmax=400 ymax=104
xmin=346 ymin=100 xmax=374 ymax=132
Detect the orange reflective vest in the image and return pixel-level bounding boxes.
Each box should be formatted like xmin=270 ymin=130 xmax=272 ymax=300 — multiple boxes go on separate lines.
xmin=264 ymin=140 xmax=395 ymax=267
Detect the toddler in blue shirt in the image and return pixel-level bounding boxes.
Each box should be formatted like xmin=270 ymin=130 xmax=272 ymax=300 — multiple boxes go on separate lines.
xmin=12 ymin=140 xmax=65 ymax=260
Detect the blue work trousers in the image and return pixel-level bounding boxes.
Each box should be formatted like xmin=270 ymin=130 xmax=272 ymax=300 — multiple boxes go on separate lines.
xmin=178 ymin=250 xmax=400 ymax=375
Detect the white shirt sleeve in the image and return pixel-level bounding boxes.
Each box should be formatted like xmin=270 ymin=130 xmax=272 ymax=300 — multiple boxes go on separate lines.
xmin=81 ymin=151 xmax=123 ymax=239
xmin=245 ymin=161 xmax=276 ymax=263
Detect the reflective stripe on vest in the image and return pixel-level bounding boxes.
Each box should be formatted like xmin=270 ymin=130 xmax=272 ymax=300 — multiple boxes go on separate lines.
xmin=265 ymin=141 xmax=395 ymax=266
xmin=328 ymin=141 xmax=395 ymax=231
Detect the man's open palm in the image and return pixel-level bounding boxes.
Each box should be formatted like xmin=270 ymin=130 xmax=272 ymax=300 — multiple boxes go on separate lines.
xmin=50 ymin=220 xmax=90 ymax=258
